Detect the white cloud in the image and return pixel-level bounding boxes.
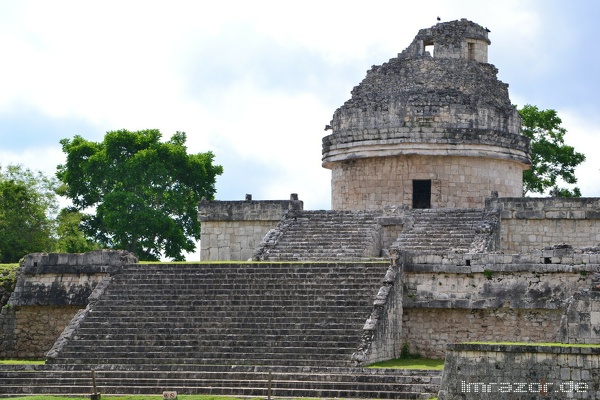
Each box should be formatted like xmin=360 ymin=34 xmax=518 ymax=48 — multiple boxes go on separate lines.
xmin=558 ymin=110 xmax=600 ymax=197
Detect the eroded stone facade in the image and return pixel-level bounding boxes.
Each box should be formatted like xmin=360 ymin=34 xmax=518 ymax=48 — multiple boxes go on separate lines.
xmin=0 ymin=250 xmax=136 ymax=358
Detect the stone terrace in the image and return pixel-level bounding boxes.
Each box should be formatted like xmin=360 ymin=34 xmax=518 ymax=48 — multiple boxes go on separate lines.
xmin=0 ymin=260 xmax=441 ymax=399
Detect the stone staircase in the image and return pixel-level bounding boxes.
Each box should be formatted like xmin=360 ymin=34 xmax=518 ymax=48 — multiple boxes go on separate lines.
xmin=254 ymin=210 xmax=383 ymax=261
xmin=393 ymin=208 xmax=488 ymax=253
xmin=48 ymin=262 xmax=387 ymax=367
xmin=0 ymin=364 xmax=442 ymax=398
xmin=0 ymin=261 xmax=442 ymax=398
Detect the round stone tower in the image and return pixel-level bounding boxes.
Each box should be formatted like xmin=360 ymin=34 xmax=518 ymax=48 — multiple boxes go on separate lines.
xmin=322 ymin=19 xmax=531 ymax=210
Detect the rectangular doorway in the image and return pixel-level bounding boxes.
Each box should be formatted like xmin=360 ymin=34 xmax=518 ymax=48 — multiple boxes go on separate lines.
xmin=413 ymin=180 xmax=432 ymax=209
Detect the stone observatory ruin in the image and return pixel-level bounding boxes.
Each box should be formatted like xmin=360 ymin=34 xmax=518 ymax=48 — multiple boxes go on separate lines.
xmin=1 ymin=18 xmax=599 ymax=398
xmin=323 ymin=19 xmax=530 ymax=210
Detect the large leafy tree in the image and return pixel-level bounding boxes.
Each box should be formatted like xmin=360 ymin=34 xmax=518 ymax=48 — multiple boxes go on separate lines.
xmin=519 ymin=104 xmax=586 ymax=197
xmin=0 ymin=165 xmax=58 ymax=263
xmin=57 ymin=129 xmax=223 ymax=261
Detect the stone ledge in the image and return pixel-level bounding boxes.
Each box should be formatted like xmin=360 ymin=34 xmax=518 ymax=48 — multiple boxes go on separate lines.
xmin=405 ymin=263 xmax=600 ymax=273
xmin=447 ymin=342 xmax=600 ymax=354
xmin=198 ymin=196 xmax=303 ymax=222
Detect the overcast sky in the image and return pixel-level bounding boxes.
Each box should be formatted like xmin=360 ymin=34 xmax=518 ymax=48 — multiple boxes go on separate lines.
xmin=1 ymin=1 xmax=599 ymax=212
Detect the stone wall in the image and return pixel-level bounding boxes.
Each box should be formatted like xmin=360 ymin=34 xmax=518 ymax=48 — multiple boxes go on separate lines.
xmin=198 ymin=194 xmax=303 ymax=261
xmin=330 ymin=155 xmax=524 ymax=210
xmin=438 ymin=343 xmax=600 ymax=399
xmin=352 ymin=257 xmax=403 ymax=365
xmin=200 ymin=220 xmax=280 ymax=261
xmin=0 ymin=250 xmax=136 ymax=359
xmin=398 ymin=249 xmax=600 ymax=358
xmin=560 ymin=273 xmax=600 ymax=344
xmin=402 ymin=308 xmax=563 ymax=359
xmin=488 ymin=197 xmax=600 ymax=252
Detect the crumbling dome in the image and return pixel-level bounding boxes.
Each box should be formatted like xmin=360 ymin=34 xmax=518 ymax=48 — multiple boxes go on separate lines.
xmin=323 ymin=19 xmax=531 ymax=210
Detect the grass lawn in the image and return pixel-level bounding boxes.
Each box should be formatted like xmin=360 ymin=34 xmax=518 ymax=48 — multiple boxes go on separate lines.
xmin=367 ymin=357 xmax=444 ymax=370
xmin=0 ymin=360 xmax=44 ymax=365
xmin=1 ymin=397 xmax=262 ymax=400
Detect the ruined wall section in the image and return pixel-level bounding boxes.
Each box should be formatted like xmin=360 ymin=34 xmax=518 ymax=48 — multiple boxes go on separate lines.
xmin=325 ymin=57 xmax=521 ymax=137
xmin=198 ymin=195 xmax=303 ymax=261
xmin=401 ymin=18 xmax=490 ymax=62
xmin=438 ymin=344 xmax=600 ymax=399
xmin=0 ymin=250 xmax=136 ymax=358
xmin=399 ymin=249 xmax=600 ymax=358
xmin=488 ymin=197 xmax=600 ymax=252
xmin=560 ymin=273 xmax=600 ymax=344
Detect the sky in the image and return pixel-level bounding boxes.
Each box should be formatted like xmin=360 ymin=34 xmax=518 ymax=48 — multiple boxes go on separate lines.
xmin=1 ymin=0 xmax=599 ymax=258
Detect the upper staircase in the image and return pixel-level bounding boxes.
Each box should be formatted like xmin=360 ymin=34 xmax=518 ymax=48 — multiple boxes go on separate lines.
xmin=254 ymin=210 xmax=383 ymax=261
xmin=393 ymin=208 xmax=489 ymax=253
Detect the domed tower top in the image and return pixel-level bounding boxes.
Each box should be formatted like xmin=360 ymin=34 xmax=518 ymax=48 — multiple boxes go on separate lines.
xmin=323 ymin=19 xmax=531 ymax=210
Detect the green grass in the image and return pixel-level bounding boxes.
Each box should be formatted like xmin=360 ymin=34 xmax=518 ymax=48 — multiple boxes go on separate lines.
xmin=3 ymin=397 xmax=263 ymax=400
xmin=463 ymin=341 xmax=600 ymax=348
xmin=0 ymin=359 xmax=45 ymax=365
xmin=367 ymin=357 xmax=444 ymax=370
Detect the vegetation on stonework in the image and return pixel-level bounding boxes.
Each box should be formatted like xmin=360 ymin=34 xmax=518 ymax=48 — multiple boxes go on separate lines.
xmin=56 ymin=130 xmax=223 ymax=261
xmin=519 ymin=104 xmax=586 ymax=197
xmin=0 ymin=264 xmax=18 ymax=282
xmin=0 ymin=264 xmax=19 ymax=305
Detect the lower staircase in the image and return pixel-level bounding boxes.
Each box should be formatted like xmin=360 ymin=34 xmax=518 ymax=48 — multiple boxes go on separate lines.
xmin=0 ymin=365 xmax=441 ymax=398
xmin=0 ymin=262 xmax=441 ymax=398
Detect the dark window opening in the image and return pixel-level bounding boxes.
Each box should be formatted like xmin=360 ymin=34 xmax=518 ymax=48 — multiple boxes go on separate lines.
xmin=468 ymin=42 xmax=475 ymax=61
xmin=413 ymin=180 xmax=432 ymax=209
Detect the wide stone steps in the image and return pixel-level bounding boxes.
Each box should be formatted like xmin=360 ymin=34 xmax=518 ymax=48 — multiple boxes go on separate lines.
xmin=47 ymin=262 xmax=386 ymax=369
xmin=395 ymin=208 xmax=485 ymax=252
xmin=254 ymin=210 xmax=383 ymax=261
xmin=0 ymin=365 xmax=442 ymax=399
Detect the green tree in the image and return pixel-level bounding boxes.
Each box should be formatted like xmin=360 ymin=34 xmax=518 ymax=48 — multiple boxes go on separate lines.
xmin=55 ymin=208 xmax=101 ymax=254
xmin=0 ymin=165 xmax=58 ymax=263
xmin=57 ymin=129 xmax=223 ymax=261
xmin=519 ymin=104 xmax=586 ymax=197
